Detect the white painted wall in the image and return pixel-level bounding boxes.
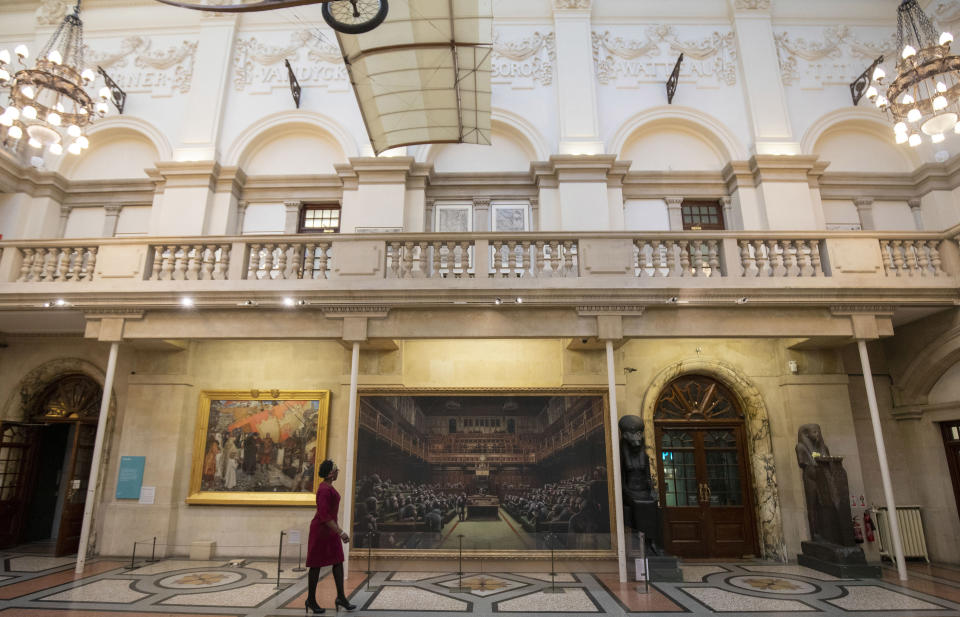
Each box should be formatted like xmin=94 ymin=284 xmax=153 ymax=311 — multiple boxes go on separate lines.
xmin=624 ymin=199 xmax=670 ymax=231
xmin=64 ymin=208 xmax=106 ymax=238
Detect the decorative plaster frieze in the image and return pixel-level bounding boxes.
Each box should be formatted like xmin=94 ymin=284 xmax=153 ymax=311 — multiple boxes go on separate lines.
xmin=932 ymin=2 xmax=960 ymax=30
xmin=553 ymin=0 xmax=590 ymax=9
xmin=593 ymin=26 xmax=737 ymax=87
xmin=233 ymin=30 xmax=348 ymax=94
xmin=735 ymin=0 xmax=770 ymax=9
xmin=491 ymin=31 xmax=556 ymax=88
xmin=829 ymin=304 xmax=896 ymax=316
xmin=320 ymin=305 xmax=391 ymax=315
xmin=575 ymin=305 xmax=646 ymax=315
xmin=35 ymin=0 xmax=69 ymax=25
xmin=85 ymin=37 xmax=198 ymax=96
xmin=774 ymin=26 xmax=896 ymax=87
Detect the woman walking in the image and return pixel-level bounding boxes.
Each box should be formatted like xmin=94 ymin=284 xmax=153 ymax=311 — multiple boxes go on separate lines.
xmin=305 ymin=459 xmax=356 ymax=614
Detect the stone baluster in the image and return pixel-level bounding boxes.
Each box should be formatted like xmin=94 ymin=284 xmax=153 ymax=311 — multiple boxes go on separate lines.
xmin=402 ymin=242 xmax=415 ymax=278
xmin=150 ymin=247 xmax=163 ymax=280
xmin=503 ymin=241 xmax=516 ymax=277
xmin=891 ymin=240 xmax=905 ymax=276
xmin=491 ymin=241 xmax=503 ymax=277
xmin=170 ymin=245 xmax=185 ymax=280
xmin=84 ymin=248 xmax=97 ymax=282
xmin=771 ymin=241 xmax=786 ymax=277
xmin=879 ymin=240 xmax=893 ymax=275
xmin=798 ymin=241 xmax=813 ymax=277
xmin=247 ymin=243 xmax=261 ymax=280
xmin=42 ymin=249 xmax=57 ymax=282
xmin=740 ymin=240 xmax=760 ymax=277
xmin=288 ymin=243 xmax=303 ymax=279
xmin=811 ymin=241 xmax=824 ymax=276
xmin=707 ymin=240 xmax=720 ymax=277
xmin=783 ymin=240 xmax=798 ymax=277
xmin=159 ymin=245 xmax=174 ymax=280
xmin=387 ymin=242 xmax=400 ymax=279
xmin=432 ymin=242 xmax=443 ymax=278
xmin=753 ymin=240 xmax=769 ymax=277
xmin=916 ymin=241 xmax=930 ymax=276
xmin=17 ymin=248 xmax=34 ymax=282
xmin=70 ymin=248 xmax=86 ymax=282
xmin=185 ymin=246 xmax=201 ymax=280
xmin=266 ymin=244 xmax=280 ymax=279
xmin=664 ymin=241 xmax=676 ymax=277
xmin=563 ymin=241 xmax=575 ymax=276
xmin=928 ymin=240 xmax=944 ymax=276
xmin=49 ymin=248 xmax=66 ymax=281
xmin=214 ymin=244 xmax=229 ymax=280
xmin=303 ymin=243 xmax=317 ymax=279
xmin=545 ymin=240 xmax=558 ymax=277
xmin=276 ymin=243 xmax=289 ymax=279
xmin=533 ymin=241 xmax=546 ymax=277
xmin=678 ymin=240 xmax=691 ymax=277
xmin=317 ymin=243 xmax=330 ymax=279
xmin=418 ymin=242 xmax=431 ymax=277
xmin=520 ymin=241 xmax=531 ymax=277
xmin=31 ymin=248 xmax=48 ymax=281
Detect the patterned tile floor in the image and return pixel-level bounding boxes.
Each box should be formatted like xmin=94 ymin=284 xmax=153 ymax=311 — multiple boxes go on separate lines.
xmin=2 ymin=551 xmax=960 ymax=616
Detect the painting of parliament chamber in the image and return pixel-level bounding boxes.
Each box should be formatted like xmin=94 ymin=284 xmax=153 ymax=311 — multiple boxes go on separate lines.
xmin=352 ymin=394 xmax=613 ymax=552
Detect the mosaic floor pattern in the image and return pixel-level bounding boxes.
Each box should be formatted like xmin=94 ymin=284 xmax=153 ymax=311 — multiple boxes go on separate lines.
xmin=2 ymin=552 xmax=960 ymax=616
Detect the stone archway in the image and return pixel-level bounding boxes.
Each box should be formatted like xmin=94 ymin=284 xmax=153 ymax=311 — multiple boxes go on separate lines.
xmin=639 ymin=358 xmax=787 ymax=562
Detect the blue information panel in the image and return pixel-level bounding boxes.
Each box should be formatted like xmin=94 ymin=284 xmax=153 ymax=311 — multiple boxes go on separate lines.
xmin=116 ymin=455 xmax=145 ymax=499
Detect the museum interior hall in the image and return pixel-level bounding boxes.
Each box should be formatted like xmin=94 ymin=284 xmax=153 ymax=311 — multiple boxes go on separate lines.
xmin=2 ymin=0 xmax=960 ymax=615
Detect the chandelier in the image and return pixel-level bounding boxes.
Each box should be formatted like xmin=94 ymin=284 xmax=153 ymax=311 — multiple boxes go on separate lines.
xmin=867 ymin=0 xmax=959 ymax=147
xmin=0 ymin=1 xmax=110 ymax=164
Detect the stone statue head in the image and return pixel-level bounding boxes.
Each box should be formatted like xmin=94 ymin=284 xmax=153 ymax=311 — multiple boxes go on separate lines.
xmin=618 ymin=415 xmax=645 ymax=451
xmin=796 ymin=423 xmax=830 ymax=467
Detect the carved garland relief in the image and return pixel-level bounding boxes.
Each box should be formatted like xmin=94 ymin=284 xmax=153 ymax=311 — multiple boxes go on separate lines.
xmin=84 ymin=37 xmax=198 ymax=96
xmin=491 ymin=31 xmax=556 ymax=88
xmin=774 ymin=26 xmax=897 ymax=87
xmin=593 ymin=26 xmax=738 ymax=88
xmin=735 ymin=0 xmax=771 ymax=9
xmin=232 ymin=30 xmax=349 ymax=94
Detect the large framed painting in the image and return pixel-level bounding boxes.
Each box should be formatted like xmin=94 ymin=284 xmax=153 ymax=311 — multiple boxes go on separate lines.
xmin=187 ymin=390 xmax=330 ymax=506
xmin=351 ymin=391 xmax=614 ymax=557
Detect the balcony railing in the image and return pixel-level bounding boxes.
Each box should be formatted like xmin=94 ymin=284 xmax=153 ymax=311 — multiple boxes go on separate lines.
xmin=0 ymin=230 xmax=956 ymax=293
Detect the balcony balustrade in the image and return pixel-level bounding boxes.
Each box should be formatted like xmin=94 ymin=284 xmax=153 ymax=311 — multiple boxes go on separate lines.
xmin=0 ymin=230 xmax=956 ymax=301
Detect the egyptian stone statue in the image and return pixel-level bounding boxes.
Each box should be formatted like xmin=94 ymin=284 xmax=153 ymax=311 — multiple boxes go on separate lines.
xmin=796 ymin=423 xmax=856 ymax=547
xmin=618 ymin=415 xmax=661 ymax=553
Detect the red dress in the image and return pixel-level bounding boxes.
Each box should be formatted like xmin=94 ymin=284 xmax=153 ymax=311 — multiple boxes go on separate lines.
xmin=306 ymin=482 xmax=344 ymax=567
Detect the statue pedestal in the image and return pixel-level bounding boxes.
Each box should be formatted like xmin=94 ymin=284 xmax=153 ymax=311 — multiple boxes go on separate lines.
xmin=798 ymin=541 xmax=880 ymax=578
xmin=625 ymin=501 xmax=681 ymax=582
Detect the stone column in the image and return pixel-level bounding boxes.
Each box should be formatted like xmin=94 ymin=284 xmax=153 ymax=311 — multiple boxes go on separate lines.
xmin=530 ymin=197 xmax=540 ymax=231
xmin=721 ymin=196 xmax=736 ymax=230
xmin=102 ymin=204 xmax=122 ymax=238
xmin=284 ymin=200 xmax=302 ymax=235
xmin=424 ymin=199 xmax=435 ymax=232
xmin=76 ymin=339 xmax=120 ymax=573
xmin=854 ymin=197 xmax=875 ymax=231
xmin=908 ymin=198 xmax=924 ymax=230
xmin=665 ymin=196 xmax=684 ymax=231
xmin=473 ymin=197 xmax=491 ymax=232
xmin=146 ymin=162 xmax=220 ymax=236
xmin=728 ymin=0 xmax=800 ymax=155
xmin=552 ymin=0 xmax=603 ymax=155
xmin=336 ymin=157 xmax=416 ymax=233
xmin=57 ymin=204 xmax=72 ymax=238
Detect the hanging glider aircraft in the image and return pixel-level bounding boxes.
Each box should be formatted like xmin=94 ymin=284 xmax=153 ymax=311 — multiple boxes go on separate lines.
xmin=153 ymin=0 xmax=492 ymax=155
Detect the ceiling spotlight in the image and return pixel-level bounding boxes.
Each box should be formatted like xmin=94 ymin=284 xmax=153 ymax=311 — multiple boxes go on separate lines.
xmin=54 ymin=298 xmax=67 ymax=306
xmin=666 ymin=296 xmax=679 ymax=304
xmin=494 ymin=297 xmax=503 ymax=305
xmin=735 ymin=297 xmax=749 ymax=304
xmin=180 ymin=297 xmax=194 ymax=308
xmin=515 ymin=297 xmax=523 ymax=304
xmin=283 ymin=297 xmax=295 ymax=307
xmin=238 ymin=299 xmax=258 ymax=307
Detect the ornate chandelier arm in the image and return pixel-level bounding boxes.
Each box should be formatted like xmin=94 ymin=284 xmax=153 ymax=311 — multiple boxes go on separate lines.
xmin=154 ymin=0 xmax=328 ymax=13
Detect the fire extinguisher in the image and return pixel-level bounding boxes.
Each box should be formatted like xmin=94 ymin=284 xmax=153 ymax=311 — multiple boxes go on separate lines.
xmin=853 ymin=515 xmax=864 ymax=543
xmin=863 ymin=510 xmax=876 ymax=542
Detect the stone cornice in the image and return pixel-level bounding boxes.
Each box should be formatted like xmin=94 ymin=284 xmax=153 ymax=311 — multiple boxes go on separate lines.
xmin=215 ymin=165 xmax=247 ymax=198
xmin=335 ymin=156 xmax=417 ymax=188
xmin=748 ymin=155 xmax=822 ymax=186
xmin=624 ymin=170 xmax=728 ymax=199
xmin=533 ymin=154 xmax=621 ymax=186
xmin=62 ymin=179 xmax=156 ymax=207
xmin=147 ymin=161 xmax=221 ymax=193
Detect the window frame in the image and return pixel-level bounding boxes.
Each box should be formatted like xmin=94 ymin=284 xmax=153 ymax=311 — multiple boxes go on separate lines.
xmin=681 ymin=199 xmax=725 ymax=231
xmin=298 ymin=204 xmax=342 ymax=234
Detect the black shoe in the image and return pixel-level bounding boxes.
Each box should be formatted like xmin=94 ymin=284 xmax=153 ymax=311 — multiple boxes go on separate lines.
xmin=335 ymin=597 xmax=356 ymax=611
xmin=305 ymin=600 xmax=325 ymax=614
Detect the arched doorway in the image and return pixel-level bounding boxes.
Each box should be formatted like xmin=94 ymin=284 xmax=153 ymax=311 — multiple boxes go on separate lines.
xmin=654 ymin=374 xmax=759 ymax=558
xmin=0 ymin=373 xmax=102 ymax=555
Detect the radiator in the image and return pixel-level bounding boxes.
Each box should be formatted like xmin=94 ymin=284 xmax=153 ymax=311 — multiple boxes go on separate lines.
xmin=873 ymin=506 xmax=930 ymax=563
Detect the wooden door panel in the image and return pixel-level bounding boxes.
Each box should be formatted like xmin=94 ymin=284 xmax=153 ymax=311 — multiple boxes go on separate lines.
xmin=56 ymin=424 xmax=95 ymax=556
xmin=0 ymin=423 xmax=40 ymax=549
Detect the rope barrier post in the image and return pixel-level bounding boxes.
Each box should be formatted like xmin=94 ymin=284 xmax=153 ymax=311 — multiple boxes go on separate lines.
xmin=275 ymin=530 xmax=285 ymax=589
xmin=544 ymin=533 xmax=564 ymax=594
xmin=149 ymin=537 xmax=157 ymax=563
xmin=365 ymin=530 xmax=374 ymax=590
xmin=292 ymin=541 xmax=306 ymax=573
xmin=450 ymin=534 xmax=469 ymax=593
xmin=125 ymin=540 xmax=137 ymax=570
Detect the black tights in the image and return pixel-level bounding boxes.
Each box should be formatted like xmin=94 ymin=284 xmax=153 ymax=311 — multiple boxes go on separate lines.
xmin=307 ymin=563 xmax=347 ymax=606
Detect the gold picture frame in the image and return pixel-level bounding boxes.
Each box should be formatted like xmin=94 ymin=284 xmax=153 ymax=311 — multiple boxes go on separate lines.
xmin=187 ymin=389 xmax=330 ymax=506
xmin=349 ymin=388 xmax=616 ymax=560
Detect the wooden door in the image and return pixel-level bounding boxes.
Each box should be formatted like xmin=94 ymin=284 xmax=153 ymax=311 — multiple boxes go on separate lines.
xmin=657 ymin=425 xmax=755 ymax=557
xmin=55 ymin=424 xmax=96 ymax=556
xmin=941 ymin=422 xmax=960 ymax=524
xmin=0 ymin=423 xmax=41 ymax=548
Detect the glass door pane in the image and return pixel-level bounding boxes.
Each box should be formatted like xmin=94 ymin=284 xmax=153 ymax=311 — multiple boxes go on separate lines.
xmin=703 ymin=429 xmax=742 ymax=506
xmin=661 ymin=430 xmax=697 ymax=506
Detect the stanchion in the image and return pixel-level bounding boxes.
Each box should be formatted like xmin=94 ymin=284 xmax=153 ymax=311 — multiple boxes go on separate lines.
xmin=275 ymin=531 xmax=285 ymax=589
xmin=365 ymin=531 xmax=378 ymax=591
xmin=543 ymin=533 xmax=564 ymax=594
xmin=149 ymin=537 xmax=158 ymax=563
xmin=293 ymin=542 xmax=306 ymax=573
xmin=124 ymin=540 xmax=138 ymax=570
xmin=450 ymin=534 xmax=470 ymax=593
xmin=635 ymin=531 xmax=648 ymax=594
